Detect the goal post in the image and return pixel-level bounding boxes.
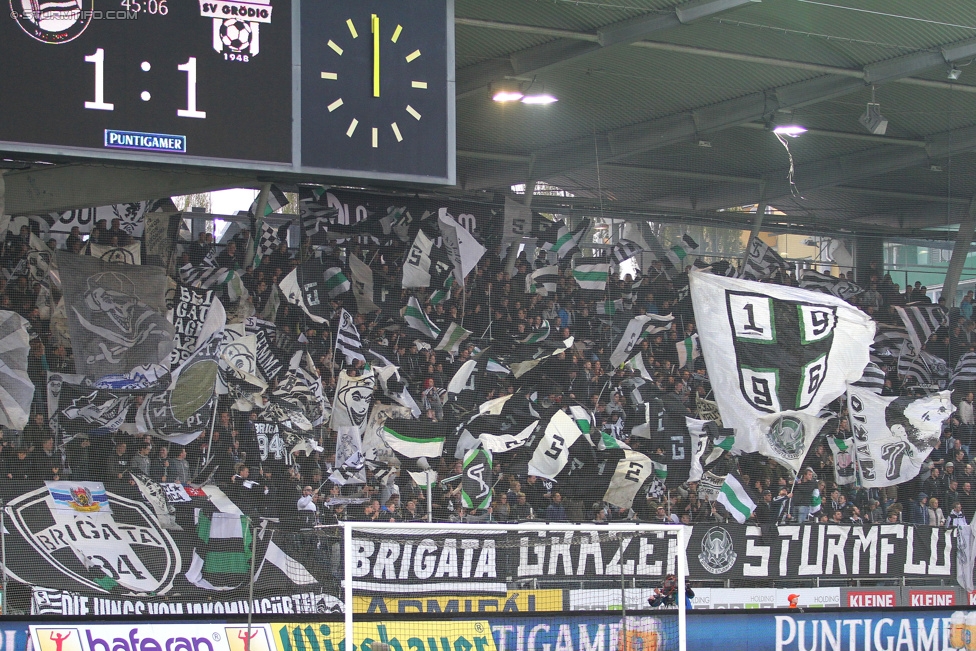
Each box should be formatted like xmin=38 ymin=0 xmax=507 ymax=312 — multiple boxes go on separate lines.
xmin=343 ymin=522 xmax=687 ymax=651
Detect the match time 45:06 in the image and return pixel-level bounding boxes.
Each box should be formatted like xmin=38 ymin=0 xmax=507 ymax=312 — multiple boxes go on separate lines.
xmin=120 ymin=0 xmax=168 ymax=15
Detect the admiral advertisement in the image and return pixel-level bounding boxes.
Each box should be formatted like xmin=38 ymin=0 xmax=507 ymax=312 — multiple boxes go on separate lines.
xmin=688 ymin=523 xmax=955 ymax=581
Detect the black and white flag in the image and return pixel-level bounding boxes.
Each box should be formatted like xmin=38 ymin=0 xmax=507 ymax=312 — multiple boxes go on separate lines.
xmin=0 ymin=311 xmax=33 ymax=430
xmin=403 ymin=229 xmax=434 ymax=288
xmin=612 ymin=239 xmax=644 ymax=264
xmin=258 ymin=221 xmax=282 ymax=260
xmin=348 ymin=253 xmax=380 ymax=313
xmin=898 ymin=344 xmax=948 ymax=388
xmin=336 ymin=308 xmax=366 ymax=365
xmin=952 ymin=352 xmax=976 ymax=386
xmin=847 ymin=386 xmax=953 ymax=487
xmin=690 ymin=271 xmax=874 ymax=448
xmin=740 ymin=237 xmax=792 ymax=281
xmin=58 ymin=252 xmax=176 ymax=381
xmin=799 ymin=269 xmax=863 ymax=300
xmin=299 ymin=186 xmax=338 ymax=244
xmin=895 ymin=304 xmax=947 ymax=352
xmin=169 ymin=286 xmax=226 ymax=368
xmin=527 ymin=410 xmax=586 ymax=479
xmin=609 ymin=314 xmax=674 ymax=366
xmin=279 ymin=257 xmax=351 ymax=323
xmin=501 ymin=197 xmax=532 ymax=258
xmin=851 ymin=361 xmax=886 ymax=394
xmin=438 ymin=209 xmax=486 ymax=287
xmin=136 ymin=330 xmax=222 ymax=445
xmin=872 ymin=324 xmax=909 ymax=361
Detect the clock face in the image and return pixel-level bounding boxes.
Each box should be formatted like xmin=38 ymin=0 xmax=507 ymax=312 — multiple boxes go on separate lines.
xmin=300 ymin=0 xmax=452 ymax=182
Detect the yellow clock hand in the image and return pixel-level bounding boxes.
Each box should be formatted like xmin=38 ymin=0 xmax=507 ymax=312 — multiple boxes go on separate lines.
xmin=372 ymin=14 xmax=380 ymax=98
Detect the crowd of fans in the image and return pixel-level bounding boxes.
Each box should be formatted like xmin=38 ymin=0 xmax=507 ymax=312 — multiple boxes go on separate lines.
xmin=0 ymin=217 xmax=972 ymax=531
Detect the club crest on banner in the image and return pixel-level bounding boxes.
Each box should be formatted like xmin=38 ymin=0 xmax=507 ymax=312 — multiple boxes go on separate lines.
xmin=698 ymin=527 xmax=737 ymax=574
xmin=7 ymin=486 xmax=180 ymax=594
xmin=726 ymin=291 xmax=836 ymax=413
xmin=764 ymin=416 xmax=806 ymax=462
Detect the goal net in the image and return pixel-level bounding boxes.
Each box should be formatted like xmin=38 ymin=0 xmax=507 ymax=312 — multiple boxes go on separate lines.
xmin=342 ymin=522 xmax=686 ymax=651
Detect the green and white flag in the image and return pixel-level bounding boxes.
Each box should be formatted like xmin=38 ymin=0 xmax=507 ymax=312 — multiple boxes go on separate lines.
xmin=518 ymin=320 xmax=551 ymax=344
xmin=435 ymin=322 xmax=472 ymax=354
xmin=666 ymin=234 xmax=699 ymax=270
xmin=186 ymin=508 xmax=252 ymax=590
xmin=624 ymin=351 xmax=653 ymax=380
xmin=676 ymin=333 xmax=700 ymax=369
xmin=810 ymin=487 xmax=823 ymax=515
xmin=717 ymin=471 xmax=758 ymax=524
xmin=430 ymin=274 xmax=455 ymax=306
xmin=382 ymin=418 xmax=447 ymax=458
xmin=573 ymin=258 xmax=610 ymax=291
xmin=460 ymin=448 xmax=493 ymax=510
xmin=526 ymin=265 xmax=558 ymax=296
xmin=486 ymin=358 xmax=510 ymax=375
xmin=402 ymin=296 xmax=441 ymax=339
xmin=544 ymin=219 xmax=591 ymax=259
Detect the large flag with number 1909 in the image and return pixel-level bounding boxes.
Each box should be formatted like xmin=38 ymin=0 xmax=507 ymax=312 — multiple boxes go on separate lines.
xmin=689 ymin=271 xmax=874 ymax=450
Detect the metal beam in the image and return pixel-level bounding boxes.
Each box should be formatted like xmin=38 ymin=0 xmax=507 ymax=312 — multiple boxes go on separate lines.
xmin=933 ymin=196 xmax=976 ymax=306
xmin=455 ymin=18 xmax=976 ymax=95
xmin=4 ymin=163 xmax=258 ymax=214
xmin=455 ymin=0 xmax=759 ymax=98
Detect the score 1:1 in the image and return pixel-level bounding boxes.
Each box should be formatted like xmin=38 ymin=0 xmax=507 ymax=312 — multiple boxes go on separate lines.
xmin=84 ymin=48 xmax=207 ymax=118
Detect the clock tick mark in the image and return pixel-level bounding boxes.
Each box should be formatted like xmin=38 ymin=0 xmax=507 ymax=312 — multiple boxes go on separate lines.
xmin=405 ymin=49 xmax=421 ymax=63
xmin=406 ymin=105 xmax=422 ymax=120
xmin=321 ymin=72 xmax=338 ymax=80
xmin=140 ymin=61 xmax=151 ymax=72
xmin=411 ymin=81 xmax=428 ymax=89
xmin=346 ymin=119 xmax=359 ymax=137
xmin=346 ymin=18 xmax=358 ymax=38
xmin=140 ymin=91 xmax=151 ymax=101
xmin=328 ymin=40 xmax=343 ymax=55
xmin=372 ymin=127 xmax=378 ymax=148
xmin=391 ymin=24 xmax=402 ymax=43
xmin=391 ymin=122 xmax=403 ymax=142
xmin=328 ymin=98 xmax=344 ymax=112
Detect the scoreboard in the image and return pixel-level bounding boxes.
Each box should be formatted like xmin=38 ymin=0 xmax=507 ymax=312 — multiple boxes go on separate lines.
xmin=0 ymin=0 xmax=455 ymax=185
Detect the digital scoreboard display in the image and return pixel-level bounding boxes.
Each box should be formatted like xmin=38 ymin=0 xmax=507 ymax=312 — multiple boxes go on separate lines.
xmin=0 ymin=0 xmax=454 ymax=185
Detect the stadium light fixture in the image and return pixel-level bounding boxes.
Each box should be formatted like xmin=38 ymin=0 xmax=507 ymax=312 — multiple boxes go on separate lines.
xmin=521 ymin=93 xmax=558 ymax=105
xmin=772 ymin=125 xmax=807 ymax=137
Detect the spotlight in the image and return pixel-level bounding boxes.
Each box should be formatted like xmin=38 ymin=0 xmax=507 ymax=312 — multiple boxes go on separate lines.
xmin=521 ymin=94 xmax=558 ymax=105
xmin=949 ymin=66 xmax=962 ymax=80
xmin=859 ymin=102 xmax=888 ymax=135
xmin=489 ymin=81 xmax=523 ymax=102
xmin=772 ymin=125 xmax=807 ymax=137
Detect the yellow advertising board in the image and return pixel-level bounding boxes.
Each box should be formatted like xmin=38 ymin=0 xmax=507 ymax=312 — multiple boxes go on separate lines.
xmin=351 ymin=590 xmax=563 ymax=614
xmin=271 ymin=621 xmax=497 ymax=651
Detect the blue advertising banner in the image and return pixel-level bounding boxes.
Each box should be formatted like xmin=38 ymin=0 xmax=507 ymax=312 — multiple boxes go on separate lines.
xmin=490 ymin=610 xmax=961 ymax=651
xmin=0 ymin=623 xmax=32 ymax=651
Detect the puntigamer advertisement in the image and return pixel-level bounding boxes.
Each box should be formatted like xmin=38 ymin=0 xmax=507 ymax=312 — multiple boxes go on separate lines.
xmin=16 ymin=612 xmax=973 ymax=651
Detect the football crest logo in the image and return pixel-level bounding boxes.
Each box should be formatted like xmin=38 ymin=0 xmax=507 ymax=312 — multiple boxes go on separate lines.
xmin=199 ymin=0 xmax=274 ymax=62
xmin=725 ymin=291 xmax=836 ymax=413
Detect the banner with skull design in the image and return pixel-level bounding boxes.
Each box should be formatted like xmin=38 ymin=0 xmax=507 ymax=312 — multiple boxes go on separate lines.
xmin=58 ymin=252 xmax=175 ymax=381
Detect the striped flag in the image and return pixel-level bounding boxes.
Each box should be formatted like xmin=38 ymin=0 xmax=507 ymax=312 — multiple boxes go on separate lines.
xmin=612 ymin=239 xmax=644 ymax=264
xmin=895 ymin=304 xmax=947 ymax=352
xmin=741 ymin=237 xmax=791 ymax=281
xmin=872 ymin=324 xmax=909 ymax=360
xmin=573 ymin=258 xmax=610 ymax=291
xmin=517 ymin=320 xmax=551 ymax=344
xmin=951 ymin=352 xmax=976 ymax=386
xmin=382 ymin=418 xmax=448 ymax=458
xmin=335 ymin=308 xmax=365 ymax=365
xmin=799 ymin=269 xmax=862 ymax=300
xmin=717 ymin=470 xmax=758 ymax=524
xmin=186 ymin=508 xmax=252 ymax=590
xmin=435 ymin=322 xmax=472 ymax=354
xmin=851 ymin=361 xmax=886 ymax=394
xmin=179 ymin=263 xmax=235 ymax=289
xmin=897 ymin=344 xmax=947 ymax=387
xmin=321 ymin=265 xmax=351 ymax=299
xmin=402 ymin=296 xmax=441 ymax=338
xmin=250 ymin=184 xmax=289 ymax=217
xmin=526 ymin=264 xmax=559 ymax=296
xmin=666 ymin=234 xmax=699 ymax=270
xmin=486 ymin=359 xmax=510 ymax=374
xmin=676 ymin=333 xmax=700 ymax=369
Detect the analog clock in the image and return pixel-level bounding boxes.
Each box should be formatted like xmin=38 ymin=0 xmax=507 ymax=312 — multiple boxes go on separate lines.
xmin=300 ymin=0 xmax=454 ymax=184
